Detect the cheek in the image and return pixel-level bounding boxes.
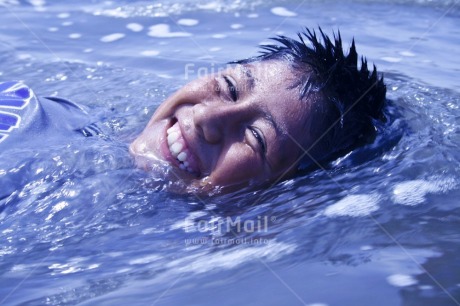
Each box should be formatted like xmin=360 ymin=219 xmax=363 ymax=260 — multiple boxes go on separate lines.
xmin=208 ymin=144 xmax=265 ymax=186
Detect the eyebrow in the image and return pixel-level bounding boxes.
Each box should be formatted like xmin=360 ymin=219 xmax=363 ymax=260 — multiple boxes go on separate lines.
xmin=240 ymin=64 xmax=255 ymax=92
xmin=239 ymin=64 xmax=284 ymax=135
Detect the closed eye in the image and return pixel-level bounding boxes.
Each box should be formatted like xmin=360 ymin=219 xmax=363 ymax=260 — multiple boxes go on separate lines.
xmin=223 ymin=76 xmax=238 ymax=102
xmin=248 ymin=126 xmax=266 ymax=155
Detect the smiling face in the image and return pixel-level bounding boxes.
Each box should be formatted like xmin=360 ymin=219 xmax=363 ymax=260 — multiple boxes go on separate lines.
xmin=130 ymin=60 xmax=321 ymax=191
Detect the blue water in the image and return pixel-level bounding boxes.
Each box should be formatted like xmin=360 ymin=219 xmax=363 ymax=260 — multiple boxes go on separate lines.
xmin=1 ymin=0 xmax=460 ymax=305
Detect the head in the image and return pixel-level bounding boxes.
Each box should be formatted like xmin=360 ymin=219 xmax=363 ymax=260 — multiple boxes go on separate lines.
xmin=130 ymin=27 xmax=386 ymax=192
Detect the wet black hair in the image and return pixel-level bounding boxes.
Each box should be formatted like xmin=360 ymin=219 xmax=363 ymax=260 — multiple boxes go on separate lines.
xmin=234 ymin=27 xmax=387 ymax=169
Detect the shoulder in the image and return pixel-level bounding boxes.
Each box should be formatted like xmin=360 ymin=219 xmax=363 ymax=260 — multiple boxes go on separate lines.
xmin=0 ymin=81 xmax=100 ymax=149
xmin=0 ymin=81 xmax=38 ymax=144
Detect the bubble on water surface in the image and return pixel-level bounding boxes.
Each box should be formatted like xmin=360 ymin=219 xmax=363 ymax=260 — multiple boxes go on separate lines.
xmin=387 ymin=274 xmax=418 ymax=287
xmin=100 ymin=33 xmax=126 ymax=43
xmin=400 ymin=51 xmax=416 ymax=57
xmin=140 ymin=50 xmax=160 ymax=57
xmin=382 ymin=57 xmax=402 ymax=63
xmin=212 ymin=33 xmax=226 ymax=39
xmin=126 ymin=23 xmax=143 ymax=32
xmin=29 ymin=0 xmax=45 ymax=7
xmin=177 ymin=19 xmax=199 ymax=26
xmin=271 ymin=7 xmax=297 ymax=17
xmin=148 ymin=24 xmax=192 ymax=38
xmin=68 ymin=33 xmax=81 ymax=39
xmin=165 ymin=241 xmax=296 ymax=274
xmin=230 ymin=23 xmax=244 ymax=29
xmin=392 ymin=177 xmax=458 ymax=206
xmin=57 ymin=12 xmax=70 ymax=19
xmin=324 ymin=194 xmax=380 ymax=217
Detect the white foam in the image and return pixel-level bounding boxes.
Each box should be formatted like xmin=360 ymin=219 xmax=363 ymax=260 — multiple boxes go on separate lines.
xmin=166 ymin=241 xmax=295 ymax=274
xmin=45 ymin=201 xmax=68 ymax=221
xmin=177 ymin=18 xmax=199 ymax=26
xmin=57 ymin=12 xmax=70 ymax=19
xmin=381 ymin=57 xmax=402 ymax=63
xmin=209 ymin=47 xmax=221 ymax=52
xmin=169 ymin=211 xmax=208 ymax=232
xmin=29 ymin=0 xmax=45 ymax=6
xmin=387 ymin=274 xmax=418 ymax=287
xmin=126 ymin=23 xmax=143 ymax=32
xmin=140 ymin=50 xmax=160 ymax=57
xmin=148 ymin=24 xmax=191 ymax=38
xmin=95 ymin=8 xmax=128 ymax=18
xmin=129 ymin=254 xmax=161 ymax=265
xmin=392 ymin=177 xmax=457 ymax=206
xmin=212 ymin=33 xmax=226 ymax=39
xmin=230 ymin=23 xmax=244 ymax=29
xmin=271 ymin=7 xmax=297 ymax=17
xmin=169 ymin=218 xmax=195 ymax=232
xmin=393 ymin=180 xmax=436 ymax=206
xmin=48 ymin=258 xmax=100 ymax=275
xmin=324 ymin=194 xmax=380 ymax=217
xmin=100 ymin=33 xmax=125 ymax=43
xmin=17 ymin=53 xmax=32 ymax=60
xmin=247 ymin=13 xmax=258 ymax=18
xmin=259 ymin=40 xmax=272 ymax=45
xmin=419 ymin=285 xmax=433 ymax=290
xmin=197 ymin=2 xmax=220 ymax=11
xmin=48 ymin=27 xmax=58 ymax=32
xmin=68 ymin=33 xmax=81 ymax=39
xmin=400 ymin=51 xmax=416 ymax=57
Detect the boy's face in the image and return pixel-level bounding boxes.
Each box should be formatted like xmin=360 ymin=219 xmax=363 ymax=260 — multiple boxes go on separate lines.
xmin=130 ymin=60 xmax=316 ymax=190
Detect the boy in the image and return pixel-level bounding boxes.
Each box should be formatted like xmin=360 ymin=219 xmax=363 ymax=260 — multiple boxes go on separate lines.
xmin=1 ymin=28 xmax=386 ymax=194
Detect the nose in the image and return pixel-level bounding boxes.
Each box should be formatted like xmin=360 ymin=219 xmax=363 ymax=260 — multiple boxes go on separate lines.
xmin=193 ymin=102 xmax=247 ymax=144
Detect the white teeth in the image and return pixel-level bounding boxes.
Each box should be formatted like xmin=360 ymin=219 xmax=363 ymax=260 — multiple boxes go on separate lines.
xmin=170 ymin=142 xmax=183 ymax=156
xmin=166 ymin=123 xmax=197 ymax=175
xmin=167 ymin=132 xmax=179 ymax=146
xmin=177 ymin=151 xmax=187 ymax=162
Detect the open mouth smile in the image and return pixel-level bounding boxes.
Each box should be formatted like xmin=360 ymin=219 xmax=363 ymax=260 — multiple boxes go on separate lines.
xmin=166 ymin=119 xmax=201 ymax=177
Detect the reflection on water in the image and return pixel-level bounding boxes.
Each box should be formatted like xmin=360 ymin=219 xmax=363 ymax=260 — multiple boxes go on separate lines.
xmin=1 ymin=0 xmax=460 ymax=305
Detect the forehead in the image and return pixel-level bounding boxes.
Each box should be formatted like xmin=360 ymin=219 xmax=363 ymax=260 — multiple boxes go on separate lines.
xmin=240 ymin=60 xmax=310 ymax=135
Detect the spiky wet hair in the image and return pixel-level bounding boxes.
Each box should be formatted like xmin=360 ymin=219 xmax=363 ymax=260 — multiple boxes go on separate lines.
xmin=234 ymin=27 xmax=387 ymax=167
